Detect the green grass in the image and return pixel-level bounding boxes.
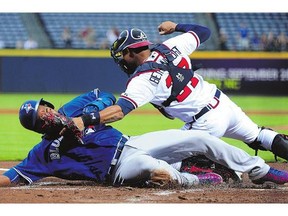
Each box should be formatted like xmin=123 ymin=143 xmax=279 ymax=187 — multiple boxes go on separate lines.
xmin=0 ymin=93 xmax=287 ymax=162
xmin=228 ymin=95 xmax=288 ymax=110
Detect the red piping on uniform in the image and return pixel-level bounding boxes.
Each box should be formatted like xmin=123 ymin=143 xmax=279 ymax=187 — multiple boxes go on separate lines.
xmin=120 ymin=95 xmax=138 ymax=109
xmin=189 ymin=31 xmax=200 ymax=47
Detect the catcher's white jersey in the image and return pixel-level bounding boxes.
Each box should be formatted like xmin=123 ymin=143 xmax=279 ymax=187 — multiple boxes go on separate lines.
xmin=119 ymin=30 xmax=268 ymax=145
xmin=121 ymin=31 xmax=217 ymax=123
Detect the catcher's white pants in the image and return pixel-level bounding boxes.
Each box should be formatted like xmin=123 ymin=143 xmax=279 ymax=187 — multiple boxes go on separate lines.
xmin=112 ymin=129 xmax=270 ymax=185
xmin=182 ymin=92 xmax=278 ymax=150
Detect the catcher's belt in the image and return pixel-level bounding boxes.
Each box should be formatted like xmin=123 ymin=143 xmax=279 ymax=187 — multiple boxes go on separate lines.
xmin=188 ymin=89 xmax=221 ymax=127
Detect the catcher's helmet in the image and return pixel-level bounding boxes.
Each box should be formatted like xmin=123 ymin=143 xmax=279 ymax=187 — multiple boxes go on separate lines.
xmin=110 ymin=28 xmax=152 ymax=75
xmin=19 ymin=98 xmax=54 ymax=132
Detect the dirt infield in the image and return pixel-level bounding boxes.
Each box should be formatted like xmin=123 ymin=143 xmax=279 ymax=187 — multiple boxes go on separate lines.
xmin=1 ymin=161 xmax=288 ymax=204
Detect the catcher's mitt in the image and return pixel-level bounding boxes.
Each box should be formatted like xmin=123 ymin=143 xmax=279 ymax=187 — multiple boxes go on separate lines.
xmin=180 ymin=155 xmax=242 ymax=183
xmin=39 ymin=112 xmax=84 ymax=144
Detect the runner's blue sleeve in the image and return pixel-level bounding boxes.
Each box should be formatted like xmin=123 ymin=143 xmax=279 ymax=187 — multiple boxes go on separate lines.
xmin=175 ymin=24 xmax=211 ymax=43
xmin=58 ymin=88 xmax=116 ymax=117
xmin=83 ymin=91 xmax=116 ymax=113
xmin=3 ymin=144 xmax=51 ymax=185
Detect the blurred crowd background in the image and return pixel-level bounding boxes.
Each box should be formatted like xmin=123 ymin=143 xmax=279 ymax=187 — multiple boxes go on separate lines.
xmin=0 ymin=13 xmax=287 ymax=52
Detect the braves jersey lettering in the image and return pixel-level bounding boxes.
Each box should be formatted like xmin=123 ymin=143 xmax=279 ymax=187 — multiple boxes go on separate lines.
xmin=176 ymin=56 xmax=190 ymax=69
xmin=149 ymin=71 xmax=164 ymax=84
xmin=162 ymin=54 xmax=198 ymax=103
xmin=169 ymin=46 xmax=181 ymax=59
xmin=165 ymin=76 xmax=200 ymax=103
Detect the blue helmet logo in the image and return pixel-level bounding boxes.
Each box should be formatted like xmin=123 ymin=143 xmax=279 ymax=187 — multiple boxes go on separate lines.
xmin=23 ymin=102 xmax=35 ymax=114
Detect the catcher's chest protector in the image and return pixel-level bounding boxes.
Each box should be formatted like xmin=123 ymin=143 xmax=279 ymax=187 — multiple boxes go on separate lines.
xmin=133 ymin=44 xmax=195 ymax=107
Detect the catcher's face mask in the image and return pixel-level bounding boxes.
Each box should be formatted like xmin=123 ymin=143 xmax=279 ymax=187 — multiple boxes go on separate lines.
xmin=110 ymin=28 xmax=152 ymax=75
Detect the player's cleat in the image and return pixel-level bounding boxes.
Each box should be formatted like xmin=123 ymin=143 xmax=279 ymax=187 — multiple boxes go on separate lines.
xmin=252 ymin=167 xmax=288 ymax=185
xmin=197 ymin=172 xmax=223 ymax=185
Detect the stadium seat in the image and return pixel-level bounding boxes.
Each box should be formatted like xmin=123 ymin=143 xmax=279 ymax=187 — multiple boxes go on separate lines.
xmin=0 ymin=13 xmax=28 ymax=48
xmin=214 ymin=13 xmax=288 ymax=51
xmin=39 ymin=13 xmax=196 ymax=49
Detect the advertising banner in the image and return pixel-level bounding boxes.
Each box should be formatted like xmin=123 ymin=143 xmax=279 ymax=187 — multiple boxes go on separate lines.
xmin=193 ymin=58 xmax=288 ymax=95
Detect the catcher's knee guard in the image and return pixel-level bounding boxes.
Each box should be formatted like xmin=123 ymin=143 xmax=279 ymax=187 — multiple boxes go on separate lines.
xmin=246 ymin=140 xmax=267 ymax=152
xmin=246 ymin=127 xmax=269 ymax=156
xmin=271 ymin=134 xmax=288 ymax=161
xmin=247 ymin=127 xmax=288 ymax=161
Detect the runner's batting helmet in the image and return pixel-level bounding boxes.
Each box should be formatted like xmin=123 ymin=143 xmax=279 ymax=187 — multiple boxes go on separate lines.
xmin=19 ymin=99 xmax=54 ymax=132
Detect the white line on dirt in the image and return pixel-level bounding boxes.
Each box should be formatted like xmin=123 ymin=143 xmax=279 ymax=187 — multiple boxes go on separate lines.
xmin=153 ymin=191 xmax=176 ymax=196
xmin=11 ymin=186 xmax=88 ymax=190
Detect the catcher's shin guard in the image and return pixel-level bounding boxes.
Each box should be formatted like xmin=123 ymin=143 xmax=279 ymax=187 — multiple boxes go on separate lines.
xmin=271 ymin=134 xmax=288 ymax=161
